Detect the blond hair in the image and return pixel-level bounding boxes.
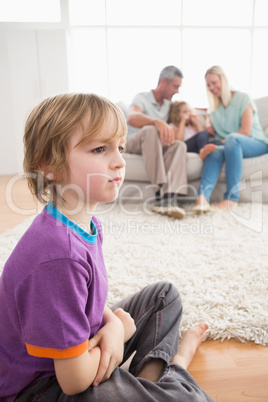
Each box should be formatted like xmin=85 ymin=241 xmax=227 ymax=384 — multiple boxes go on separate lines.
xmin=23 ymin=93 xmax=127 ymax=204
xmin=167 ymin=101 xmax=188 ymax=126
xmin=205 ymin=66 xmax=232 ymax=111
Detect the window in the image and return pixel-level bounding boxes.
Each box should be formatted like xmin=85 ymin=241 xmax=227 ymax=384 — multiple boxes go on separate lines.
xmin=68 ymin=0 xmax=268 ymax=106
xmin=182 ymin=0 xmax=253 ymax=26
xmin=106 ymin=0 xmax=182 ymax=26
xmin=0 ymin=0 xmax=61 ymax=22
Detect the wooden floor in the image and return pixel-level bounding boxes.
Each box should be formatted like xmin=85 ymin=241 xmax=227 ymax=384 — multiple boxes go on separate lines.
xmin=1 ymin=175 xmax=268 ymax=401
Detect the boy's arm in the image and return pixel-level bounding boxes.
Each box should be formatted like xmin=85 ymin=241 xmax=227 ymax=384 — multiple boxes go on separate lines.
xmin=54 ymin=346 xmax=101 ymax=396
xmin=54 ymin=306 xmax=136 ymax=395
xmin=87 ymin=305 xmax=126 ymax=386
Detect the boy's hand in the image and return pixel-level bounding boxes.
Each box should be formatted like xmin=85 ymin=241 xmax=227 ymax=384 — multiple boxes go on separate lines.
xmin=113 ymin=308 xmax=136 ymax=342
xmin=88 ymin=309 xmax=125 ymax=386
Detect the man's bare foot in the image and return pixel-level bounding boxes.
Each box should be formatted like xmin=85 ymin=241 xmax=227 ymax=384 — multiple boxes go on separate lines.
xmin=199 ymin=144 xmax=217 ymax=160
xmin=172 ymin=323 xmax=209 ymax=370
xmin=216 ymin=200 xmax=238 ymax=211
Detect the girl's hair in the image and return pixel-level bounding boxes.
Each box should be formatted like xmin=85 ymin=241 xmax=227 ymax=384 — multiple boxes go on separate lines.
xmin=205 ymin=65 xmax=232 ymax=111
xmin=23 ymin=93 xmax=127 ymax=204
xmin=167 ymin=101 xmax=188 ymax=126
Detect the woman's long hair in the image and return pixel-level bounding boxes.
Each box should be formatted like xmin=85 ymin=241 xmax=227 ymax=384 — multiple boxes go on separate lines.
xmin=205 ymin=65 xmax=232 ymax=111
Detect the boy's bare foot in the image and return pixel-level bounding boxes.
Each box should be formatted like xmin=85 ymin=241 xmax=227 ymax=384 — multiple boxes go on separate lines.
xmin=113 ymin=308 xmax=136 ymax=343
xmin=199 ymin=144 xmax=217 ymax=160
xmin=216 ymin=200 xmax=238 ymax=211
xmin=172 ymin=323 xmax=209 ymax=370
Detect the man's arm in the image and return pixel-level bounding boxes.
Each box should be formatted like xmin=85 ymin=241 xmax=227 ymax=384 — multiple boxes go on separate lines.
xmin=127 ymin=105 xmax=175 ymax=146
xmin=127 ymin=105 xmax=157 ymax=128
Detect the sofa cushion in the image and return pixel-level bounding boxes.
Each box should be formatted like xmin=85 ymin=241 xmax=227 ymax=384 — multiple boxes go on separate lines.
xmin=124 ymin=151 xmax=268 ymax=184
xmin=217 ymin=153 xmax=268 ymax=182
xmin=254 ymin=96 xmax=268 ymax=137
xmin=124 ymin=152 xmax=203 ymax=182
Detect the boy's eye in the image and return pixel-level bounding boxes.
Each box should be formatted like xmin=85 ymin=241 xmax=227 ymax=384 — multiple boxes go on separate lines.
xmin=118 ymin=146 xmax=125 ymax=153
xmin=92 ymin=146 xmax=105 ymax=153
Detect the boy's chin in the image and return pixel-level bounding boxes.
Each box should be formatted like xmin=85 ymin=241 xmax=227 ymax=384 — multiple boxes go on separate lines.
xmin=102 ymin=191 xmax=121 ymax=205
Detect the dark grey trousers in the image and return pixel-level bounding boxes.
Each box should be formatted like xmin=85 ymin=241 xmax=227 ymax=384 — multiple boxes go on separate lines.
xmin=16 ymin=282 xmax=213 ymax=402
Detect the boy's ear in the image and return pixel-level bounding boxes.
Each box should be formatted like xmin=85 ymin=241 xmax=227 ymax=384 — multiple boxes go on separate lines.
xmin=45 ymin=172 xmax=54 ymax=180
xmin=38 ymin=167 xmax=54 ymax=181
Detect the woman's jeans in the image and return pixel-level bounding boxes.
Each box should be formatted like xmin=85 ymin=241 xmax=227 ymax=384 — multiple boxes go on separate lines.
xmin=16 ymin=282 xmax=212 ymax=402
xmin=197 ymin=133 xmax=268 ymax=202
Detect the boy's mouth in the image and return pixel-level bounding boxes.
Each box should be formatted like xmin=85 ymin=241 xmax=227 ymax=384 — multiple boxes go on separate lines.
xmin=109 ymin=176 xmax=122 ymax=183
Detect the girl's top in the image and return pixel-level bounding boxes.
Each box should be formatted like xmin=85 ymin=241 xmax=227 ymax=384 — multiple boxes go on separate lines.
xmin=169 ymin=123 xmax=196 ymax=142
xmin=184 ymin=125 xmax=197 ymax=142
xmin=210 ymin=91 xmax=268 ymax=144
xmin=0 ymin=204 xmax=108 ymax=402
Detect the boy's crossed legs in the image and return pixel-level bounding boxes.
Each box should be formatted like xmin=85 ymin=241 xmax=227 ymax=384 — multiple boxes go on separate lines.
xmin=16 ymin=282 xmax=211 ymax=402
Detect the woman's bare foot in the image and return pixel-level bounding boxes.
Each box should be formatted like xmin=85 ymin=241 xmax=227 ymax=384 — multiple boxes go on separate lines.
xmin=195 ymin=194 xmax=209 ymax=207
xmin=193 ymin=194 xmax=212 ymax=214
xmin=199 ymin=144 xmax=217 ymax=160
xmin=216 ymin=200 xmax=238 ymax=211
xmin=172 ymin=323 xmax=209 ymax=370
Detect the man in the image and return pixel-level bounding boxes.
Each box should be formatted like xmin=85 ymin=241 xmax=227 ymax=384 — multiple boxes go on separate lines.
xmin=126 ymin=65 xmax=188 ymax=219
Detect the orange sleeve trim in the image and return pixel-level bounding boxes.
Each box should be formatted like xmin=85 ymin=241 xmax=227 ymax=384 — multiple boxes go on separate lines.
xmin=26 ymin=339 xmax=88 ymax=359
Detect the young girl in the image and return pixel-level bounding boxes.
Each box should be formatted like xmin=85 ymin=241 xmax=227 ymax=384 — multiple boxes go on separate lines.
xmin=168 ymin=101 xmax=220 ymax=160
xmin=0 ymin=93 xmax=212 ymax=401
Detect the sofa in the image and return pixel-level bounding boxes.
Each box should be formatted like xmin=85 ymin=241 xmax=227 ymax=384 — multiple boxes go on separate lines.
xmin=117 ymin=96 xmax=268 ymax=204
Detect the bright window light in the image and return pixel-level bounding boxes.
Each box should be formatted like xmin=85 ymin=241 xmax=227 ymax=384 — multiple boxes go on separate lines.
xmin=0 ymin=0 xmax=61 ymax=22
xmin=252 ymin=30 xmax=268 ymax=98
xmin=106 ymin=0 xmax=181 ymax=26
xmin=68 ymin=0 xmax=106 ymax=25
xmin=181 ymin=29 xmax=251 ymax=107
xmin=254 ymin=0 xmax=268 ymax=26
xmin=183 ymin=0 xmax=253 ymax=26
xmin=68 ymin=29 xmax=109 ymax=96
xmin=107 ymin=28 xmax=181 ymax=103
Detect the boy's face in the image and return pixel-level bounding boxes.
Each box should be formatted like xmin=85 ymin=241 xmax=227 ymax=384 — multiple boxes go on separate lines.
xmin=59 ymin=111 xmax=126 ymax=210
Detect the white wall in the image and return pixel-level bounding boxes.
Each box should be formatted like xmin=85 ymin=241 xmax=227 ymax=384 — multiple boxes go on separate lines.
xmin=1 ymin=0 xmax=268 ymax=175
xmin=0 ymin=28 xmax=69 ymax=174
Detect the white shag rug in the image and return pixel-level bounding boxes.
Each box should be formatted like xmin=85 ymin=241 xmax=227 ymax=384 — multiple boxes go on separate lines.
xmin=1 ymin=202 xmax=268 ymax=345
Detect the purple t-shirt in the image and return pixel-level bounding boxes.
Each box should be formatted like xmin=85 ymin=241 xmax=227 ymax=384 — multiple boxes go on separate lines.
xmin=0 ymin=204 xmax=108 ymax=401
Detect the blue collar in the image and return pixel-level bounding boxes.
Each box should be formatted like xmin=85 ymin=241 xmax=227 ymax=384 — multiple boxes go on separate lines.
xmin=45 ymin=203 xmax=97 ymax=243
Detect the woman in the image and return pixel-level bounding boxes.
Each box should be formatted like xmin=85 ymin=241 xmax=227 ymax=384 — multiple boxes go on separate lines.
xmin=194 ymin=65 xmax=268 ymax=212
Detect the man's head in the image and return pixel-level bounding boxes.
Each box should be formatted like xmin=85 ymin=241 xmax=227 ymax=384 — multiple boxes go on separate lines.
xmin=157 ymin=65 xmax=183 ymax=101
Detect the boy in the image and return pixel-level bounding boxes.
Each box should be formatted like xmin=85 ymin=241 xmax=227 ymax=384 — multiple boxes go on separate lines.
xmin=0 ymin=93 xmax=211 ymax=401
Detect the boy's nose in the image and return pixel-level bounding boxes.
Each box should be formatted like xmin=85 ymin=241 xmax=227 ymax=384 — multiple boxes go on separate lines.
xmin=111 ymin=152 xmax=126 ymax=169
